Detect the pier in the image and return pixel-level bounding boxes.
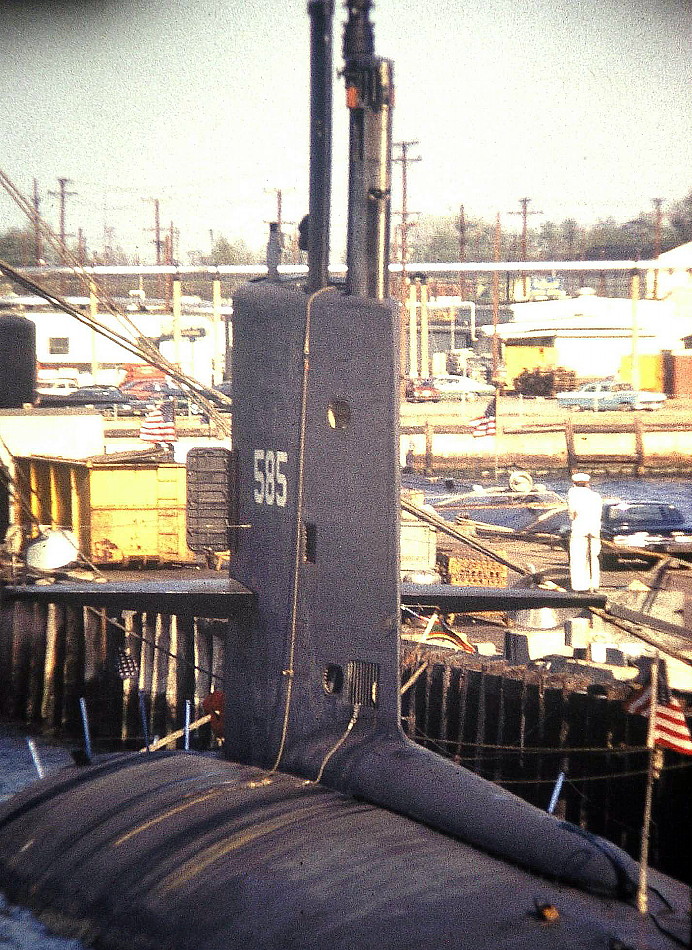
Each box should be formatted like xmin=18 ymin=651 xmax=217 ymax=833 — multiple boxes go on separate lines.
xmin=401 ymin=396 xmax=692 ymax=477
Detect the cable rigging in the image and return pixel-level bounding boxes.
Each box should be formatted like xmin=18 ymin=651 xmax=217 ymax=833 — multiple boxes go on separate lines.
xmin=0 ymin=169 xmax=232 ymax=436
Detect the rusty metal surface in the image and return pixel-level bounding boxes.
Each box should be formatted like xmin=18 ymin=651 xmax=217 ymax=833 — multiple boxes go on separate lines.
xmin=0 ymin=752 xmax=687 ymax=950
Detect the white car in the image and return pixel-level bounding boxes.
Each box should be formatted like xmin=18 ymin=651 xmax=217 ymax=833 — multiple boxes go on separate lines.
xmin=35 ymin=377 xmax=79 ymax=396
xmin=556 ymin=381 xmax=667 ymax=411
xmin=432 ymin=374 xmax=495 ymax=401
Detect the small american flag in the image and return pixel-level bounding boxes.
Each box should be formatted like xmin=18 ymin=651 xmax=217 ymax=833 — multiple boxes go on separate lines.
xmin=470 ymin=395 xmax=497 ymax=438
xmin=139 ymin=400 xmax=177 ymax=443
xmin=624 ymin=658 xmax=692 ymax=755
xmin=116 ymin=648 xmax=139 ymax=680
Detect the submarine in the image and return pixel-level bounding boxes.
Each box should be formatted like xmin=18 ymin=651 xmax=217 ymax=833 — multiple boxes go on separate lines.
xmin=0 ymin=2 xmax=689 ymax=948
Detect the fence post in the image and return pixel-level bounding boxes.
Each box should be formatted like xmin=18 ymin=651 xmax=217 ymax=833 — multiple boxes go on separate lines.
xmin=425 ymin=422 xmax=434 ymax=476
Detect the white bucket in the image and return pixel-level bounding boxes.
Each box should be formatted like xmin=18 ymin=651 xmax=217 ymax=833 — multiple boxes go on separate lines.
xmin=25 ymin=529 xmax=80 ymax=571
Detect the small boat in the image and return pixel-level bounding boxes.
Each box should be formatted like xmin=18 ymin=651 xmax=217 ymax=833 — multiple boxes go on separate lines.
xmin=429 ymin=471 xmax=567 ymax=534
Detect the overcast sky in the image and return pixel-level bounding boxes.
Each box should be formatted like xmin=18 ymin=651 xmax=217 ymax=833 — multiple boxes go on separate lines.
xmin=1 ymin=0 xmax=691 ymax=261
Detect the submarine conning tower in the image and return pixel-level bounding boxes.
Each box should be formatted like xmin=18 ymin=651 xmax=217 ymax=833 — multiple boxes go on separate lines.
xmin=227 ymin=0 xmax=399 ymax=772
xmin=226 ymin=0 xmax=646 ymax=900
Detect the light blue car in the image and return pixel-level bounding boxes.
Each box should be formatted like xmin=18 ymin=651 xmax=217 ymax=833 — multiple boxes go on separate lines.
xmin=556 ymin=380 xmax=667 ymax=411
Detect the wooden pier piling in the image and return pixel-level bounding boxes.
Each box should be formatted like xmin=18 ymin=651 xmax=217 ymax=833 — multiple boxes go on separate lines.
xmin=400 ymin=648 xmax=691 ymax=885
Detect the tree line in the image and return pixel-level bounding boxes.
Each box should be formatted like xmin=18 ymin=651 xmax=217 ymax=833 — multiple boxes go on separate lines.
xmin=1 ymin=190 xmax=691 ymax=267
xmin=0 ymin=229 xmax=260 ymax=268
xmin=408 ymin=191 xmax=692 ymax=263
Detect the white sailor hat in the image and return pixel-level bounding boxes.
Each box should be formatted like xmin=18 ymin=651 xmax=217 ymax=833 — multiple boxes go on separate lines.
xmin=571 ymin=472 xmax=591 ymax=483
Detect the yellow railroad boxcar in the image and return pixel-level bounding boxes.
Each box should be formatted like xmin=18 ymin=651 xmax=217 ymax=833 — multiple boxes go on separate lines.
xmin=13 ymin=454 xmax=197 ymax=566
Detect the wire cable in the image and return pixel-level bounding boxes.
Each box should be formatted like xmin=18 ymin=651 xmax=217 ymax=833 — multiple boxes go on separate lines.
xmin=270 ymin=284 xmax=337 ymax=773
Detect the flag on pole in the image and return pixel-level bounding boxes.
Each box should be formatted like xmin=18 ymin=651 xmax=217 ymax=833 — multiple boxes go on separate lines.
xmin=139 ymin=400 xmax=177 ymax=443
xmin=624 ymin=658 xmax=692 ymax=755
xmin=470 ymin=395 xmax=497 ymax=438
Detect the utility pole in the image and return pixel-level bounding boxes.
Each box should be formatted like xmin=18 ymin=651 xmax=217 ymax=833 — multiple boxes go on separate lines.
xmin=393 ymin=141 xmax=421 ymax=290
xmin=492 ymin=213 xmax=501 ymax=384
xmin=32 ymin=179 xmax=43 ymax=265
xmin=103 ymin=226 xmax=116 ymax=264
xmin=652 ymin=197 xmax=664 ymax=300
xmin=168 ymin=221 xmax=178 ymax=263
xmin=143 ymin=197 xmax=164 ymax=299
xmin=143 ymin=197 xmax=163 ymax=264
xmin=265 ymin=187 xmax=297 ymax=261
xmin=457 ymin=203 xmax=467 ymax=305
xmin=77 ymin=228 xmax=87 ymax=264
xmin=508 ymin=196 xmax=541 ymax=299
xmin=393 ymin=140 xmax=421 ymax=394
xmin=164 ymin=221 xmax=179 ymax=310
xmin=48 ymin=177 xmax=76 ymax=252
xmin=274 ymin=188 xmax=283 ymax=234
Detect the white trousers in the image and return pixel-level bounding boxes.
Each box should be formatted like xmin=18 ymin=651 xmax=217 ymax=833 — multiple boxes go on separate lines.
xmin=569 ymin=532 xmax=601 ymax=591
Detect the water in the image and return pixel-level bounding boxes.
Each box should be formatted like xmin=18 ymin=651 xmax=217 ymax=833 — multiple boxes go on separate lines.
xmin=407 ymin=472 xmax=692 ymax=522
xmin=0 ymin=728 xmax=86 ymax=949
xmin=544 ymin=476 xmax=692 ymax=515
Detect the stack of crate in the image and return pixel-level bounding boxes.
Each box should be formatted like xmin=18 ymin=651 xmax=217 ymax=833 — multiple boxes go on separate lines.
xmin=438 ymin=550 xmax=508 ymax=588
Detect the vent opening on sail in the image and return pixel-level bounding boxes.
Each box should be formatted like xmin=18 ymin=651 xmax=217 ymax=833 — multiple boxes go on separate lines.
xmin=347 ymin=661 xmax=379 ymax=706
xmin=303 ymin=522 xmax=317 ymax=563
xmin=323 ymin=664 xmax=344 ymax=695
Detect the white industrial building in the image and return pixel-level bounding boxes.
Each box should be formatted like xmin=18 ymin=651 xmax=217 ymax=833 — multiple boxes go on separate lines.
xmin=645 ymin=240 xmax=692 ymax=307
xmin=1 ymin=293 xmax=230 ymax=387
xmin=480 ymin=284 xmax=692 ymax=386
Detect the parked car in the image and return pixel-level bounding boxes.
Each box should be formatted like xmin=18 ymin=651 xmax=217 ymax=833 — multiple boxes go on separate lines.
xmin=176 ymin=382 xmax=232 ymax=417
xmin=432 ymin=374 xmax=495 ymax=401
xmin=556 ymin=380 xmax=667 ymax=411
xmin=122 ymin=380 xmax=195 ymax=414
xmin=35 ymin=377 xmax=80 ymax=396
xmin=120 ymin=380 xmax=177 ymax=401
xmin=37 ymin=385 xmax=138 ymax=416
xmin=405 ymin=378 xmax=441 ymax=403
xmin=600 ymin=500 xmax=692 ymax=566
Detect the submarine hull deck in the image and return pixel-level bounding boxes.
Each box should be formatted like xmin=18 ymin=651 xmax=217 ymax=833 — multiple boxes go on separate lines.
xmin=0 ymin=751 xmax=687 ymax=950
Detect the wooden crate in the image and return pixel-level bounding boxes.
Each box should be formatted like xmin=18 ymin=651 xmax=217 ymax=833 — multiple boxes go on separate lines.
xmin=438 ymin=551 xmax=508 ymax=588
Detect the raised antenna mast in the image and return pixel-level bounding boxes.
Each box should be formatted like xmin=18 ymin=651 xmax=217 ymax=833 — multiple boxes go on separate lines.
xmin=343 ymin=0 xmax=394 ymax=298
xmin=307 ymin=0 xmax=334 ymax=291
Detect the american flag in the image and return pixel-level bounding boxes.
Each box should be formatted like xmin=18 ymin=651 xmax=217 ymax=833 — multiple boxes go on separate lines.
xmin=116 ymin=648 xmax=139 ymax=680
xmin=139 ymin=400 xmax=177 ymax=443
xmin=624 ymin=658 xmax=692 ymax=755
xmin=470 ymin=396 xmax=497 ymax=438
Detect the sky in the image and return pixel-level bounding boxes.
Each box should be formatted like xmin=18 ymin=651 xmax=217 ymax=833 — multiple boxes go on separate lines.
xmin=1 ymin=0 xmax=691 ymax=262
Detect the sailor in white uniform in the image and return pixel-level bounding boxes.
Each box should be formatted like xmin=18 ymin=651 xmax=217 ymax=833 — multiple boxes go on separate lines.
xmin=567 ymin=472 xmax=602 ymax=592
